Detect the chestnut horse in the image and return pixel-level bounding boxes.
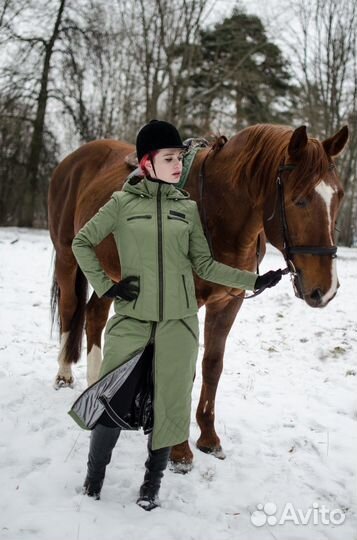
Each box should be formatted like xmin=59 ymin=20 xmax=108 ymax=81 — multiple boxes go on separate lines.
xmin=48 ymin=123 xmax=348 ymax=469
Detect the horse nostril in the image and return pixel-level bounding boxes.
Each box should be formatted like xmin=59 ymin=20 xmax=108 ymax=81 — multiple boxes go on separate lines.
xmin=310 ymin=289 xmax=323 ymax=303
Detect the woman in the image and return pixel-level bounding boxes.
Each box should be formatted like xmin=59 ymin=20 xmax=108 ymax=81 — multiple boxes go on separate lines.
xmin=69 ymin=119 xmax=281 ymax=510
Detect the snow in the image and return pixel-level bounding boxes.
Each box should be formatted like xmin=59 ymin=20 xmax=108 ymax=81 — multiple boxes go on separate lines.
xmin=0 ymin=226 xmax=356 ymax=540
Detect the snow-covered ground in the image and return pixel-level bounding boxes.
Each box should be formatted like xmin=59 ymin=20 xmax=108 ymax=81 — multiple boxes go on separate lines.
xmin=0 ymin=227 xmax=356 ymax=540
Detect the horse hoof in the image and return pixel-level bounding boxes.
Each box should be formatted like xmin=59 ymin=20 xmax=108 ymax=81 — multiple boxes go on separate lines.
xmin=168 ymin=459 xmax=193 ymax=474
xmin=53 ymin=375 xmax=74 ymax=390
xmin=197 ymin=445 xmax=226 ymax=460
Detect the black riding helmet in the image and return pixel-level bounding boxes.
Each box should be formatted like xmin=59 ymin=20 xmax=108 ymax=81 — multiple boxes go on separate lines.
xmin=136 ymin=119 xmax=186 ymax=161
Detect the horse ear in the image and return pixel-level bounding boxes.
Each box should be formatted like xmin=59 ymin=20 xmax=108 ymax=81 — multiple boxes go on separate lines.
xmin=322 ymin=125 xmax=349 ymax=157
xmin=211 ymin=135 xmax=228 ymax=153
xmin=288 ymin=125 xmax=308 ymax=159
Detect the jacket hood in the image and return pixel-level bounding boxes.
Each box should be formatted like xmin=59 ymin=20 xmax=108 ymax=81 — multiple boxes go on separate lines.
xmin=123 ymin=175 xmax=190 ymax=200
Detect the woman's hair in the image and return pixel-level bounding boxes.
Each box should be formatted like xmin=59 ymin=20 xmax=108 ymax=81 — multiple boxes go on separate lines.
xmin=139 ymin=150 xmax=158 ymax=176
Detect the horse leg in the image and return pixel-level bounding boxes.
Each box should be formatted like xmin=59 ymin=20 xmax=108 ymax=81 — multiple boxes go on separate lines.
xmin=196 ymin=297 xmax=244 ymax=458
xmin=53 ymin=251 xmax=87 ymax=389
xmin=169 ymin=441 xmax=194 ymax=474
xmin=53 ymin=254 xmax=79 ymax=388
xmin=85 ymin=292 xmax=112 ymax=386
xmin=169 ymin=297 xmax=244 ymax=472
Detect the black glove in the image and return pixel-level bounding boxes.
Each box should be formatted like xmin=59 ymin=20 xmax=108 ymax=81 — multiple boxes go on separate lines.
xmin=254 ymin=269 xmax=282 ymax=290
xmin=104 ymin=276 xmax=140 ymax=301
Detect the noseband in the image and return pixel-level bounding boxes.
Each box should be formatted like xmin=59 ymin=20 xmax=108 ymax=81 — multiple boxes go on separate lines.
xmin=274 ymin=163 xmax=337 ymax=299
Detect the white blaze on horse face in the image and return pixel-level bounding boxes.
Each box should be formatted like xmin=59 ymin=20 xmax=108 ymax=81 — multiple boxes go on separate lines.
xmin=315 ymin=181 xmax=335 ymax=243
xmin=87 ymin=344 xmax=102 ymax=387
xmin=314 ymin=180 xmax=338 ymax=304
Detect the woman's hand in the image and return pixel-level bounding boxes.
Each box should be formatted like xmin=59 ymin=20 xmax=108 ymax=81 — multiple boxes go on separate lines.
xmin=104 ymin=276 xmax=140 ymax=301
xmin=254 ymin=269 xmax=282 ymax=291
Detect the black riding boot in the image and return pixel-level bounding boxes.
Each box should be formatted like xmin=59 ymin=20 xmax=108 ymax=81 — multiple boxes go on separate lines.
xmin=136 ymin=433 xmax=171 ymax=511
xmin=83 ymin=423 xmax=121 ymax=500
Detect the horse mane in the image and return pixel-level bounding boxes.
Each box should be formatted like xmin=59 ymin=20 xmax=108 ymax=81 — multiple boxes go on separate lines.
xmin=224 ymin=124 xmax=330 ymax=206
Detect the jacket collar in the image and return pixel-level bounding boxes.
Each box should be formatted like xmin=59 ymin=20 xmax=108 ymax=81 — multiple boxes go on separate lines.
xmin=123 ymin=176 xmax=190 ymax=200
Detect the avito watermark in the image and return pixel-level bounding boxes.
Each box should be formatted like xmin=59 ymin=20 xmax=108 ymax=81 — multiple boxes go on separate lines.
xmin=251 ymin=501 xmax=346 ymax=527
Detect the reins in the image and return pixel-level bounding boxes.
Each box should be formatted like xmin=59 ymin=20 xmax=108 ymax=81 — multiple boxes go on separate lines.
xmin=198 ymin=152 xmax=214 ymax=255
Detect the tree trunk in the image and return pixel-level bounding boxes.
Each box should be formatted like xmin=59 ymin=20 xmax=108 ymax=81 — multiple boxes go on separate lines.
xmin=18 ymin=0 xmax=66 ymax=227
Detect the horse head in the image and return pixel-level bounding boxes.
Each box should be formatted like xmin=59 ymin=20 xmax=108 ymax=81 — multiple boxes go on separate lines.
xmin=263 ymin=125 xmax=348 ymax=307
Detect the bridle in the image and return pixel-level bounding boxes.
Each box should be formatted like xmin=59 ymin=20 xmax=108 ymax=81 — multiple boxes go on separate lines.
xmin=198 ymin=155 xmax=337 ymax=300
xmin=272 ymin=163 xmax=337 ymax=299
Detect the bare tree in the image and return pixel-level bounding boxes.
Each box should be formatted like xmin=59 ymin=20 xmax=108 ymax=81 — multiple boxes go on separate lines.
xmin=0 ymin=0 xmax=101 ymax=226
xmin=0 ymin=0 xmax=28 ymax=33
xmin=1 ymin=0 xmax=68 ymax=225
xmin=23 ymin=0 xmax=66 ymax=226
xmin=57 ymin=1 xmax=141 ymax=143
xmin=155 ymin=0 xmax=206 ymax=126
xmin=285 ymin=0 xmax=357 ymax=245
xmin=117 ymin=0 xmax=207 ymax=129
xmin=0 ymin=93 xmax=57 ymax=226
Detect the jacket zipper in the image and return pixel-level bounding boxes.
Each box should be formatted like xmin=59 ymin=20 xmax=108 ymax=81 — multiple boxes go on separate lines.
xmin=182 ymin=274 xmax=189 ymax=308
xmin=149 ymin=321 xmax=157 ymax=439
xmin=157 ymin=184 xmax=164 ymax=321
xmin=149 ymin=321 xmax=157 ymax=344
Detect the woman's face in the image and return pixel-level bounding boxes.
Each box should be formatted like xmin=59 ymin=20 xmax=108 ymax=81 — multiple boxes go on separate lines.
xmin=145 ymin=148 xmax=183 ymax=183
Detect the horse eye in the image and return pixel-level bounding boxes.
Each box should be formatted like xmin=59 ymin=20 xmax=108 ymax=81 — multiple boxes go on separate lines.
xmin=295 ymin=198 xmax=308 ymax=208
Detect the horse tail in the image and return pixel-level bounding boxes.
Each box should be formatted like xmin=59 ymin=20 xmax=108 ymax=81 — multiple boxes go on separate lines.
xmin=50 ymin=256 xmax=61 ymax=336
xmin=66 ymin=266 xmax=88 ymax=364
xmin=50 ymin=254 xmax=88 ymax=364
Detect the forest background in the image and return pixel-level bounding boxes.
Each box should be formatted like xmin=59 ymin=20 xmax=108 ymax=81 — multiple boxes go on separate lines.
xmin=0 ymin=0 xmax=356 ymax=246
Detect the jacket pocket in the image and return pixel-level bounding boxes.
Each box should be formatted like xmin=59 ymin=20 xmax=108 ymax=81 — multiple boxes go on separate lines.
xmin=106 ymin=315 xmax=129 ymax=335
xmin=168 ymin=215 xmax=189 ymax=224
xmin=182 ymin=274 xmax=189 ymax=308
xmin=127 ymin=214 xmax=152 ymax=221
xmin=179 ymin=318 xmax=199 ymax=343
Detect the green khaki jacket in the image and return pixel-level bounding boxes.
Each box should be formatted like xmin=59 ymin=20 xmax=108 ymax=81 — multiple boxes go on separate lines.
xmin=72 ymin=176 xmax=257 ymax=321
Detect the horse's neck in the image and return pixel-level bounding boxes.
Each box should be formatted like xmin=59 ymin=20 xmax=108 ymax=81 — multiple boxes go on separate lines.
xmin=188 ymin=149 xmax=263 ymax=265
